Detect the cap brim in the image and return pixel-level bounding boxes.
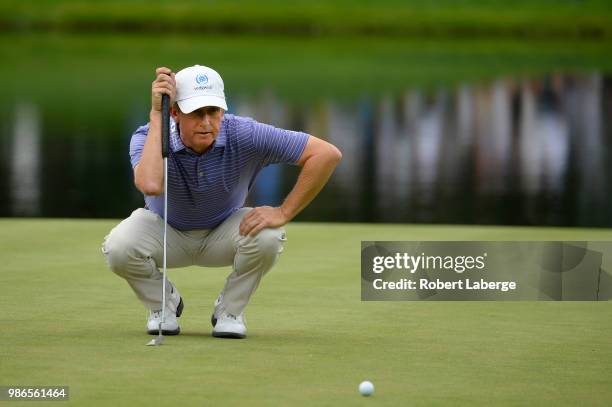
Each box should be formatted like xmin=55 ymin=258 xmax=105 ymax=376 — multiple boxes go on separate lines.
xmin=177 ymin=95 xmax=228 ymax=113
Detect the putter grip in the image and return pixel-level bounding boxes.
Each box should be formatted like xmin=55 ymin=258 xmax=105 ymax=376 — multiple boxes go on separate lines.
xmin=161 ymin=94 xmax=170 ymax=158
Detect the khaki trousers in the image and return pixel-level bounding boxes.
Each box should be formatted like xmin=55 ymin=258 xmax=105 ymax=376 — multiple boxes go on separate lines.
xmin=102 ymin=208 xmax=286 ymax=315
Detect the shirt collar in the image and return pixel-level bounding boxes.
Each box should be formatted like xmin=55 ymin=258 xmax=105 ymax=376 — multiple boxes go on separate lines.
xmin=214 ymin=123 xmax=227 ymax=149
xmin=169 ymin=118 xmax=186 ymax=153
xmin=169 ymin=117 xmax=226 ymax=153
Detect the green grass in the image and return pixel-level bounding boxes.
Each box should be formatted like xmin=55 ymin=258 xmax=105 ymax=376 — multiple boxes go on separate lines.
xmin=1 ymin=33 xmax=611 ymax=114
xmin=1 ymin=219 xmax=611 ymax=405
xmin=2 ymin=0 xmax=612 ymax=38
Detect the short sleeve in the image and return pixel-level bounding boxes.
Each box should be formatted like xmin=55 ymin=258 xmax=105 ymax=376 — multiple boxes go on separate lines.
xmin=129 ymin=123 xmax=150 ymax=168
xmin=250 ymin=120 xmax=310 ymax=166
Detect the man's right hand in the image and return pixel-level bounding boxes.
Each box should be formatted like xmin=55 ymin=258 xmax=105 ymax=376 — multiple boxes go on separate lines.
xmin=151 ymin=67 xmax=176 ymax=113
xmin=135 ymin=67 xmax=176 ymax=196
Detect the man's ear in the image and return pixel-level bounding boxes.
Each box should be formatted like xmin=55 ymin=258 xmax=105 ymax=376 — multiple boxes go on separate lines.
xmin=170 ymin=103 xmax=180 ymax=120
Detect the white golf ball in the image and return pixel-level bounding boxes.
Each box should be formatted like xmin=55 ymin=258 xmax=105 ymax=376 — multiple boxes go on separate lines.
xmin=359 ymin=380 xmax=374 ymax=396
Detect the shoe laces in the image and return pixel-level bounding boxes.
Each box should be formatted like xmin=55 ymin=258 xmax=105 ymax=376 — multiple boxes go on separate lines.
xmin=223 ymin=312 xmax=245 ymax=324
xmin=150 ymin=309 xmax=163 ymax=319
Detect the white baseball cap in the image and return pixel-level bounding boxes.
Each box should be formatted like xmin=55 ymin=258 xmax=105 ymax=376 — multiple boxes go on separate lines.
xmin=175 ymin=65 xmax=228 ymax=113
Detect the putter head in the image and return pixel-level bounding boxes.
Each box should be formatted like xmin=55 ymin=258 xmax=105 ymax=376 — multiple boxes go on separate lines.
xmin=146 ymin=335 xmax=165 ymax=346
xmin=146 ymin=322 xmax=165 ymax=346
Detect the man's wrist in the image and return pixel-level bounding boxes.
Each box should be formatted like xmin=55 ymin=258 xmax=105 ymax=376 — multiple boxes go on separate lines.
xmin=149 ymin=110 xmax=162 ymax=121
xmin=278 ymin=206 xmax=292 ymax=223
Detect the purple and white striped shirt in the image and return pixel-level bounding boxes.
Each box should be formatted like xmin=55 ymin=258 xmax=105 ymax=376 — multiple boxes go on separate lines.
xmin=129 ymin=114 xmax=309 ymax=230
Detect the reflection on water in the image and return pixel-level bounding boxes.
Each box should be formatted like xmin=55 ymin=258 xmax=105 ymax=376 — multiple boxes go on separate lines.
xmin=1 ymin=73 xmax=610 ymax=227
xmin=10 ymin=103 xmax=41 ymax=216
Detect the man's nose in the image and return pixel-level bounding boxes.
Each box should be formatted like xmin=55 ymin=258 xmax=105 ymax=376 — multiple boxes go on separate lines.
xmin=200 ymin=113 xmax=210 ymax=126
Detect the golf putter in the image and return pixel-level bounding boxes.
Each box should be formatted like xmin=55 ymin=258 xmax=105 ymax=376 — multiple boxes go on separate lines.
xmin=147 ymin=93 xmax=171 ymax=347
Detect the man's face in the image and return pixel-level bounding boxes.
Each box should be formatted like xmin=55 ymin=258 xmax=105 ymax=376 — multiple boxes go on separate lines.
xmin=172 ymin=105 xmax=224 ymax=154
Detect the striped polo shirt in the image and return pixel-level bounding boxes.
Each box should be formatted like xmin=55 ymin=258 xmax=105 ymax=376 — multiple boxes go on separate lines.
xmin=129 ymin=114 xmax=309 ymax=230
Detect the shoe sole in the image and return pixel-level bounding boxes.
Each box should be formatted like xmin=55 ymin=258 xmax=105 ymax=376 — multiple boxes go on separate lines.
xmin=146 ymin=297 xmax=184 ymax=336
xmin=147 ymin=328 xmax=181 ymax=336
xmin=212 ymin=331 xmax=246 ymax=339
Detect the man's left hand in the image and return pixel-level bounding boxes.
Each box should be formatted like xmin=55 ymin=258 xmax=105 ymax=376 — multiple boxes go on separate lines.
xmin=239 ymin=206 xmax=289 ymax=237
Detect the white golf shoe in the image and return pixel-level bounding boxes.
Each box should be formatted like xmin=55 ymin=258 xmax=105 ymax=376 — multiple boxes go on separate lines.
xmin=147 ymin=284 xmax=184 ymax=336
xmin=212 ymin=311 xmax=247 ymax=339
xmin=210 ymin=292 xmax=224 ymax=327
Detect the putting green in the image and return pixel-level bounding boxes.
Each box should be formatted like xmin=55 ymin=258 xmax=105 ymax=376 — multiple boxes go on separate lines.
xmin=1 ymin=219 xmax=611 ymax=406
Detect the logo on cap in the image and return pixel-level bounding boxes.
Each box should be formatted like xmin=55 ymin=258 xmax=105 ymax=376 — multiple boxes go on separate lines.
xmin=196 ymin=74 xmax=208 ymax=85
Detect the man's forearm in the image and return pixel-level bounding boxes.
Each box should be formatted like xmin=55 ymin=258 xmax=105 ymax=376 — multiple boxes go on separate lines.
xmin=280 ymin=148 xmax=341 ymax=221
xmin=134 ymin=111 xmax=164 ymax=195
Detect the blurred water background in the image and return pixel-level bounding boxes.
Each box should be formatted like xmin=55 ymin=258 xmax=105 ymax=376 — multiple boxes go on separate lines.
xmin=1 ymin=1 xmax=611 ymax=226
